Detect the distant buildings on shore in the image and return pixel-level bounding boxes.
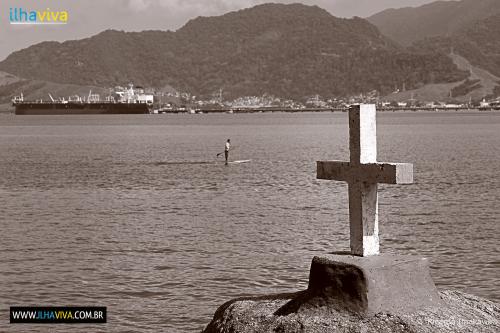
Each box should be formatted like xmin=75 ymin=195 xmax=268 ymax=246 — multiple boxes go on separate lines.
xmin=151 ymin=89 xmax=500 ymax=111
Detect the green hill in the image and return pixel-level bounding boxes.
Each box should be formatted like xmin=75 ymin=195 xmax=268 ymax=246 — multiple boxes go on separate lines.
xmin=412 ymin=13 xmax=500 ymax=78
xmin=370 ymin=0 xmax=500 ymax=101
xmin=0 ymin=3 xmax=467 ymax=100
xmin=368 ymin=0 xmax=500 ymax=46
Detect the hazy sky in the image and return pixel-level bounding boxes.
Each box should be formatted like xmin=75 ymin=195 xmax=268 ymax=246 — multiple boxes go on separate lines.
xmin=1 ymin=0 xmax=446 ymax=61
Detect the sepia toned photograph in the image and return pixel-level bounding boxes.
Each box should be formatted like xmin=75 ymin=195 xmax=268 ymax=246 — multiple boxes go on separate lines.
xmin=0 ymin=0 xmax=499 ymax=332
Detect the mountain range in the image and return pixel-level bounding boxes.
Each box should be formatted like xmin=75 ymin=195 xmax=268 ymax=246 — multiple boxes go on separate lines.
xmin=370 ymin=0 xmax=500 ymax=101
xmin=367 ymin=0 xmax=500 ymax=46
xmin=0 ymin=0 xmax=499 ymax=107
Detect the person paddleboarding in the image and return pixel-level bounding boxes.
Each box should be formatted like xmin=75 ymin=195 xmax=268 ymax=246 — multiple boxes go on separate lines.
xmin=224 ymin=139 xmax=231 ymax=165
xmin=216 ymin=139 xmax=235 ymax=164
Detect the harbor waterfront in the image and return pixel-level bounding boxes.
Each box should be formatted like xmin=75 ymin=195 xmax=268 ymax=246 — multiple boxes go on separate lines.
xmin=152 ymin=106 xmax=500 ymax=114
xmin=0 ymin=112 xmax=499 ymax=332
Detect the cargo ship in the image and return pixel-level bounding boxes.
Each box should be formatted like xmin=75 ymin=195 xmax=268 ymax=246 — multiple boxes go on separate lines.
xmin=12 ymin=84 xmax=153 ymax=115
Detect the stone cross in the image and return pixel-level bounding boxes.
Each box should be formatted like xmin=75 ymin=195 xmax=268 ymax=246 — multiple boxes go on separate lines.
xmin=317 ymin=104 xmax=413 ymax=256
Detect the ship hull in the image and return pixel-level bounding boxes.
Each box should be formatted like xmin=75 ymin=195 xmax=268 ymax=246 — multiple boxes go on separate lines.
xmin=14 ymin=102 xmax=150 ymax=115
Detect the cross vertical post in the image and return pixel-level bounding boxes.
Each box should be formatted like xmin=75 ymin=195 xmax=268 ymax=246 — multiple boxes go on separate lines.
xmin=349 ymin=105 xmax=379 ymax=256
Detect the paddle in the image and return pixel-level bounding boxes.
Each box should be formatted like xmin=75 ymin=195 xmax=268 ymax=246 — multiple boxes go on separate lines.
xmin=216 ymin=146 xmax=237 ymax=157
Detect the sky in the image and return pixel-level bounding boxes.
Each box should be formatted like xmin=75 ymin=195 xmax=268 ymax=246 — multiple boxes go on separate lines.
xmin=1 ymin=0 xmax=445 ymax=61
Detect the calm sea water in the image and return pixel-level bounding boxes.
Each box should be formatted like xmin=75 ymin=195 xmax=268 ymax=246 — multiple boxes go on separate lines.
xmin=0 ymin=112 xmax=499 ymax=332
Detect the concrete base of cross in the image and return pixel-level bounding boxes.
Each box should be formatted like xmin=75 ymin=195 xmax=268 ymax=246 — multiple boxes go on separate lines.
xmin=275 ymin=254 xmax=442 ymax=316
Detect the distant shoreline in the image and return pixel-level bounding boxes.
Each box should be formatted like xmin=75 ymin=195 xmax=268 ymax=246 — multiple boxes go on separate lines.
xmin=1 ymin=108 xmax=499 ymax=116
xmin=151 ymin=107 xmax=499 ymax=114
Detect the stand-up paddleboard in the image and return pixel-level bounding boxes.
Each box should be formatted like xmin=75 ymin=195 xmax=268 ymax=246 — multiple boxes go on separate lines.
xmin=228 ymin=159 xmax=251 ymax=164
xmin=154 ymin=161 xmax=216 ymax=165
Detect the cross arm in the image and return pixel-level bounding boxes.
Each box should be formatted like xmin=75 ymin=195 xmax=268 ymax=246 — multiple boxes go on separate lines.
xmin=317 ymin=161 xmax=413 ymax=184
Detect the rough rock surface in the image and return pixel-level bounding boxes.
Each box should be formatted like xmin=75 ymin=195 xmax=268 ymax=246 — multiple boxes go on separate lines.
xmin=203 ymin=290 xmax=500 ymax=333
